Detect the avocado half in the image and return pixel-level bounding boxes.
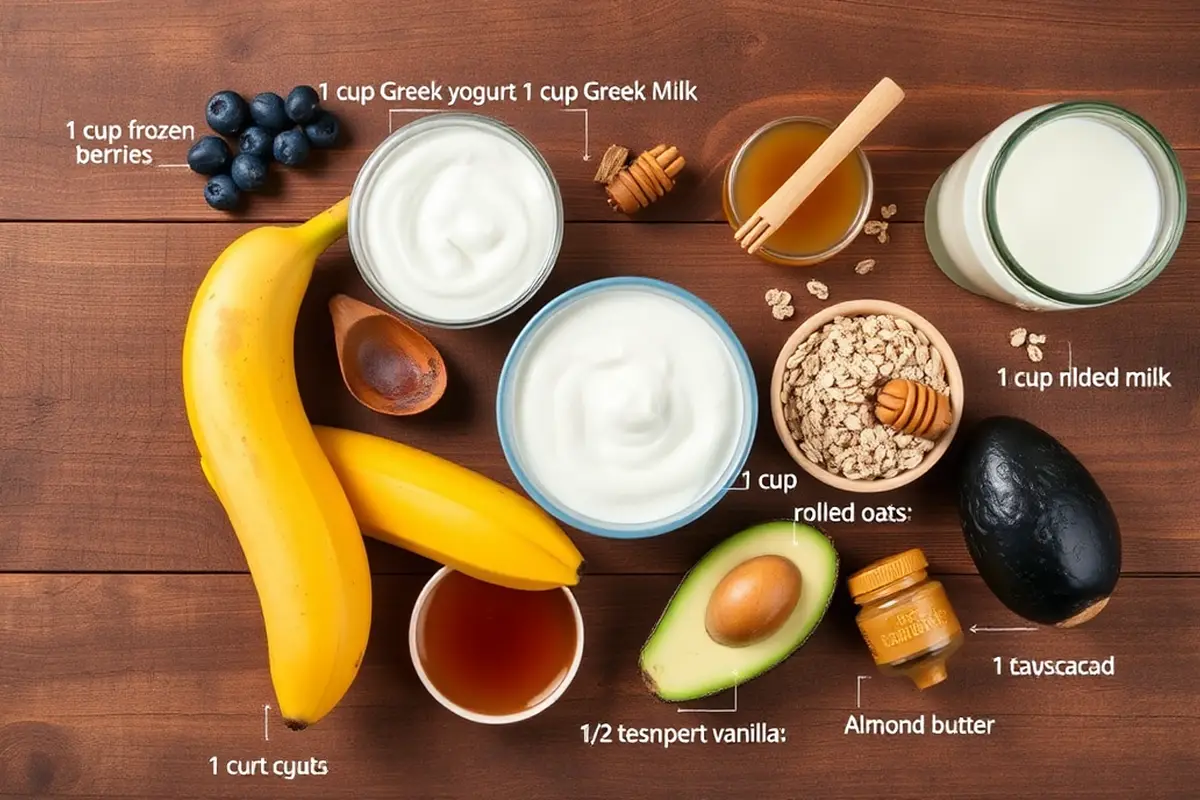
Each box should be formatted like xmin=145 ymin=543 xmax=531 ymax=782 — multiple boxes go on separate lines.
xmin=957 ymin=416 xmax=1121 ymax=627
xmin=639 ymin=521 xmax=838 ymax=702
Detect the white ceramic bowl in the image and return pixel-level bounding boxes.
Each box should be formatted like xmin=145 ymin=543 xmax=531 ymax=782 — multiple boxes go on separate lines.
xmin=409 ymin=567 xmax=584 ymax=725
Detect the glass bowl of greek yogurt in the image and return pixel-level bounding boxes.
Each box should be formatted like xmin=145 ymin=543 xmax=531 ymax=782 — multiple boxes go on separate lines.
xmin=497 ymin=277 xmax=758 ymax=539
xmin=348 ymin=113 xmax=563 ymax=328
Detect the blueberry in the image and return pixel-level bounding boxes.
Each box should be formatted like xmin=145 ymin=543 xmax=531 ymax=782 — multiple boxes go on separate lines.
xmin=303 ymin=110 xmax=340 ymax=148
xmin=187 ymin=136 xmax=232 ymax=175
xmin=285 ymin=85 xmax=321 ymax=124
xmin=204 ymin=174 xmax=240 ymax=211
xmin=205 ymin=90 xmax=249 ymax=136
xmin=249 ymin=92 xmax=289 ymax=131
xmin=230 ymin=153 xmax=268 ymax=192
xmin=238 ymin=126 xmax=274 ymax=160
xmin=273 ymin=128 xmax=311 ymax=167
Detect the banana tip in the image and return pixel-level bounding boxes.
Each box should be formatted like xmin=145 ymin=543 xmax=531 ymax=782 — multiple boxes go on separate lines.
xmin=283 ymin=718 xmax=309 ymax=732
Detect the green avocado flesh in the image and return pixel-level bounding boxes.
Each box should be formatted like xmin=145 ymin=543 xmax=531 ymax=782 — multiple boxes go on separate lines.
xmin=639 ymin=522 xmax=838 ymax=702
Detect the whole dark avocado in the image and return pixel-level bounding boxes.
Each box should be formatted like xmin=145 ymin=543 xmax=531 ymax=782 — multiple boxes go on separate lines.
xmin=957 ymin=416 xmax=1120 ymax=627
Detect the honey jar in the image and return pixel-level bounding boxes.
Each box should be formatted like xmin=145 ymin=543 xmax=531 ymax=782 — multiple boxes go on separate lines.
xmin=723 ymin=117 xmax=873 ymax=266
xmin=848 ymin=548 xmax=963 ymax=689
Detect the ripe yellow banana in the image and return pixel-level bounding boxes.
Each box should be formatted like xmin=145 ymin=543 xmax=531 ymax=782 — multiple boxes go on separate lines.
xmin=314 ymin=426 xmax=583 ymax=590
xmin=183 ymin=199 xmax=371 ymax=730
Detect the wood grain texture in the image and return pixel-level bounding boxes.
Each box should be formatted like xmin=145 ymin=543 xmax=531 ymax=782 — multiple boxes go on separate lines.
xmin=1 ymin=0 xmax=1198 ymax=221
xmin=0 ymin=222 xmax=1196 ymax=574
xmin=3 ymin=2 xmax=1199 ymax=796
xmin=0 ymin=574 xmax=1195 ymax=799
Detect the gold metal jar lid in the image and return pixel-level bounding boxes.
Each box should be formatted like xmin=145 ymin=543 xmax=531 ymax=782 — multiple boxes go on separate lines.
xmin=847 ymin=548 xmax=928 ymax=600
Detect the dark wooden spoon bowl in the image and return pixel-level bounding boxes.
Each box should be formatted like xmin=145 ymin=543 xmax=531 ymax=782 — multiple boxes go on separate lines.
xmin=330 ymin=293 xmax=447 ymax=416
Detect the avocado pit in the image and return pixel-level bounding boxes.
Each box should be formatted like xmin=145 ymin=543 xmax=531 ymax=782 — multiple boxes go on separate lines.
xmin=705 ymin=554 xmax=802 ymax=647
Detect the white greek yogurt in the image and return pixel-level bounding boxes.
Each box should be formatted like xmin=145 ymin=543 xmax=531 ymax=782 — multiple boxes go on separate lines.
xmin=499 ymin=280 xmax=755 ymax=535
xmin=349 ymin=114 xmax=562 ymax=327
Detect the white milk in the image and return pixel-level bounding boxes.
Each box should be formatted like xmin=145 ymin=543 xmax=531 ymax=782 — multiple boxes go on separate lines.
xmin=925 ymin=103 xmax=1183 ymax=310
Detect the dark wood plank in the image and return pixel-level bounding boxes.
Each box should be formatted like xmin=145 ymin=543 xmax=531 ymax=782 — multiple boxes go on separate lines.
xmin=0 ymin=574 xmax=1195 ymax=798
xmin=0 ymin=222 xmax=1196 ymax=574
xmin=1 ymin=0 xmax=1199 ymax=221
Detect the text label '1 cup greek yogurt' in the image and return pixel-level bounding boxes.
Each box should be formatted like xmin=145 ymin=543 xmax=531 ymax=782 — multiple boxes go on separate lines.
xmin=498 ymin=279 xmax=758 ymax=539
xmin=924 ymin=102 xmax=1185 ymax=310
xmin=349 ymin=113 xmax=563 ymax=327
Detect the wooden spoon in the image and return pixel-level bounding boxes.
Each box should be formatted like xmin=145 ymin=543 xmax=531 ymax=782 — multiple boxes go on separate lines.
xmin=329 ymin=294 xmax=447 ymax=416
xmin=734 ymin=77 xmax=905 ymax=254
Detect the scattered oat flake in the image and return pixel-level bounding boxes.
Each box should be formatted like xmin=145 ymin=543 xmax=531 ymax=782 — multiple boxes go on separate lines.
xmin=881 ymin=203 xmax=897 ymax=219
xmin=855 ymin=258 xmax=876 ymax=275
xmin=765 ymin=288 xmax=783 ymax=306
xmin=806 ymin=280 xmax=830 ymax=301
xmin=1027 ymin=344 xmax=1044 ymax=363
xmin=1009 ymin=327 xmax=1028 ymax=347
xmin=1028 ymin=333 xmax=1047 ymax=345
xmin=772 ymin=304 xmax=795 ymax=321
xmin=863 ymin=220 xmax=887 ymax=236
xmin=877 ymin=229 xmax=890 ymax=244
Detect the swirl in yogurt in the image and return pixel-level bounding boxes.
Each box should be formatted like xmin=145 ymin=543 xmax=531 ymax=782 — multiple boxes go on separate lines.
xmin=357 ymin=119 xmax=559 ymax=324
xmin=511 ymin=287 xmax=746 ymax=525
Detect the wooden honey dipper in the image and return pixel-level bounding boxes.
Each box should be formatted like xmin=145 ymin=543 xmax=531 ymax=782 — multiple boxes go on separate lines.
xmin=874 ymin=379 xmax=953 ymax=440
xmin=594 ymin=144 xmax=686 ymax=214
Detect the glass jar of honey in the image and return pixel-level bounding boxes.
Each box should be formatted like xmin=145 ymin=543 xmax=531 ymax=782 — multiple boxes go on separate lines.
xmin=723 ymin=117 xmax=873 ymax=266
xmin=848 ymin=548 xmax=963 ymax=690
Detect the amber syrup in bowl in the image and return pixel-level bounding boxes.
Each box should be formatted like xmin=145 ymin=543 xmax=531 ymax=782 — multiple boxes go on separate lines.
xmin=723 ymin=117 xmax=873 ymax=266
xmin=410 ymin=568 xmax=583 ymax=723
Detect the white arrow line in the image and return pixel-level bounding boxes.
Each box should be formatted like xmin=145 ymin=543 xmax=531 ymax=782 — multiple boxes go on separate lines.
xmin=970 ymin=624 xmax=1038 ymax=634
xmin=562 ymin=108 xmax=590 ymax=161
xmin=388 ymin=108 xmax=447 ymax=132
xmin=155 ymin=163 xmax=190 ymax=168
xmin=677 ymin=682 xmax=737 ymax=713
xmin=724 ymin=471 xmax=751 ymax=492
xmin=856 ymin=675 xmax=870 ymax=709
xmin=264 ymin=704 xmax=270 ymax=741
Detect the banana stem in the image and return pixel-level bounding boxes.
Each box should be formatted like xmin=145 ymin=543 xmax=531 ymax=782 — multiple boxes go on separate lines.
xmin=297 ymin=197 xmax=351 ymax=252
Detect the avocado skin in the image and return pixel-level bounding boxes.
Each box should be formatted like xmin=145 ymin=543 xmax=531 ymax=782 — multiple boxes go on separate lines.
xmin=957 ymin=416 xmax=1120 ymax=625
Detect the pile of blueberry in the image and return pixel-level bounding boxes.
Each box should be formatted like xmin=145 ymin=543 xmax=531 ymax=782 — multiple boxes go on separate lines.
xmin=188 ymin=86 xmax=341 ymax=211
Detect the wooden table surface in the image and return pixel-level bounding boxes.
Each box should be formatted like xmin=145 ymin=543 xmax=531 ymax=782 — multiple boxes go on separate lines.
xmin=2 ymin=1 xmax=1198 ymax=797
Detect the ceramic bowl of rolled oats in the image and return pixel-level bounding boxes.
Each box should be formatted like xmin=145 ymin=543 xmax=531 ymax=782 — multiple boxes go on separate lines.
xmin=770 ymin=299 xmax=964 ymax=493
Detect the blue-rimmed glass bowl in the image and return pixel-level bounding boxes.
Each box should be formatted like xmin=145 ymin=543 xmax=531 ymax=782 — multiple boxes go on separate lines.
xmin=496 ymin=277 xmax=758 ymax=539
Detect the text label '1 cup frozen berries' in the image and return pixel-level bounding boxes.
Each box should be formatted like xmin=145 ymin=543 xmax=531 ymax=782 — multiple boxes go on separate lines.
xmin=285 ymin=86 xmax=321 ymax=124
xmin=204 ymin=174 xmax=241 ymax=211
xmin=273 ymin=129 xmax=311 ymax=167
xmin=249 ymin=92 xmax=289 ymax=131
xmin=303 ymin=111 xmax=340 ymax=148
xmin=238 ymin=126 xmax=274 ymax=160
xmin=206 ymin=91 xmax=249 ymax=137
xmin=187 ymin=136 xmax=232 ymax=175
xmin=230 ymin=153 xmax=268 ymax=192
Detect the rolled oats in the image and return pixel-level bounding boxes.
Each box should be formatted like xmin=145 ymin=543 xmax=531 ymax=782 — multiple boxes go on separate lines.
xmin=855 ymin=258 xmax=876 ymax=275
xmin=1028 ymin=333 xmax=1047 ymax=345
xmin=806 ymin=280 xmax=830 ymax=301
xmin=779 ymin=313 xmax=951 ymax=481
xmin=1027 ymin=344 xmax=1044 ymax=363
xmin=771 ymin=303 xmax=795 ymax=320
xmin=881 ymin=203 xmax=897 ymax=219
xmin=1009 ymin=327 xmax=1028 ymax=347
xmin=863 ymin=220 xmax=886 ymax=236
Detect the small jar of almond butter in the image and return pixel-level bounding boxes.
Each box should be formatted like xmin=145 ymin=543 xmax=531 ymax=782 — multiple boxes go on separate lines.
xmin=848 ymin=548 xmax=963 ymax=690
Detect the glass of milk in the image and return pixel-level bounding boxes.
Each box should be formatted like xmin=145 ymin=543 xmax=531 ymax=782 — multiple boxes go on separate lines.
xmin=925 ymin=102 xmax=1185 ymax=310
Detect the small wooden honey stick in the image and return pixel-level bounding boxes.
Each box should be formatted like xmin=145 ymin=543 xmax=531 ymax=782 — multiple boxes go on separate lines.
xmin=594 ymin=144 xmax=686 ymax=214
